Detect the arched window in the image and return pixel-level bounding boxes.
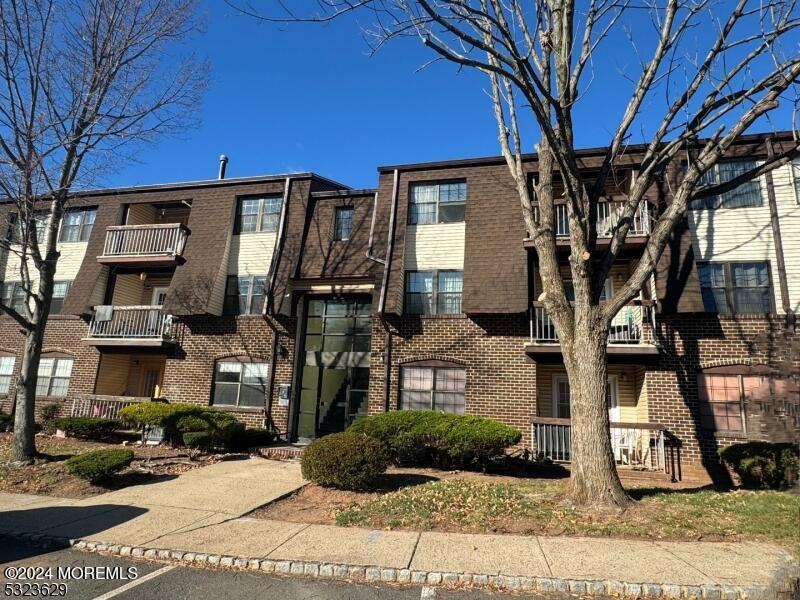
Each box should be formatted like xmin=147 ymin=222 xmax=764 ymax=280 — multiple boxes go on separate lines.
xmin=212 ymin=357 xmax=269 ymax=408
xmin=399 ymin=360 xmax=466 ymax=414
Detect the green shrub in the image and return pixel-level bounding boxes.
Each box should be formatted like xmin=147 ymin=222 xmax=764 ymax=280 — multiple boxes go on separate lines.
xmin=175 ymin=411 xmax=239 ymax=444
xmin=348 ymin=410 xmax=521 ymax=468
xmin=0 ymin=412 xmax=12 ymax=432
xmin=719 ymin=442 xmax=799 ymax=490
xmin=49 ymin=416 xmax=121 ymax=440
xmin=118 ymin=403 xmax=239 ymax=445
xmin=118 ymin=402 xmax=202 ymax=429
xmin=301 ymin=432 xmax=389 ymax=490
xmin=229 ymin=428 xmax=274 ymax=450
xmin=38 ymin=402 xmax=60 ymax=425
xmin=183 ymin=431 xmax=212 ymax=450
xmin=65 ymin=449 xmax=134 ymax=483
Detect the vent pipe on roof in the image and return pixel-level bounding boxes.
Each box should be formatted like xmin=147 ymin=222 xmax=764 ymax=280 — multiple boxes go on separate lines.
xmin=218 ymin=154 xmax=228 ymax=180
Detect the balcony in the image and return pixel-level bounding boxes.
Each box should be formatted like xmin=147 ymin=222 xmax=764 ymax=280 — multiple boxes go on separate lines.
xmin=97 ymin=223 xmax=189 ymax=267
xmin=525 ymin=201 xmax=654 ymax=252
xmin=526 ymin=301 xmax=658 ymax=358
xmin=83 ymin=305 xmax=175 ymax=347
xmin=531 ymin=417 xmax=668 ymax=472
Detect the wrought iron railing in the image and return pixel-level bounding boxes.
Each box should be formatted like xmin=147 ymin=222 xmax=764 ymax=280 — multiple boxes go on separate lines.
xmin=531 ymin=417 xmax=667 ymax=471
xmin=87 ymin=305 xmax=173 ymax=340
xmin=100 ymin=223 xmax=188 ymax=258
xmin=531 ymin=302 xmax=652 ymax=344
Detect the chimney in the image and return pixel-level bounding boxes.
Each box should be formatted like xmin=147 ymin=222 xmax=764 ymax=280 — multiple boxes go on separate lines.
xmin=218 ymin=154 xmax=228 ymax=180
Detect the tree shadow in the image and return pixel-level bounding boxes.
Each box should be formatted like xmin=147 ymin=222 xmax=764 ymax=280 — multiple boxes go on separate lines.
xmin=0 ymin=504 xmax=148 ymax=562
xmin=628 ymin=484 xmax=728 ymax=500
xmin=372 ymin=473 xmax=439 ymax=492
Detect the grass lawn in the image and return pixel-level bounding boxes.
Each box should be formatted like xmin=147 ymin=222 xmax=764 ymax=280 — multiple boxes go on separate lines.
xmin=0 ymin=432 xmax=216 ymax=498
xmin=256 ymin=470 xmax=800 ymax=553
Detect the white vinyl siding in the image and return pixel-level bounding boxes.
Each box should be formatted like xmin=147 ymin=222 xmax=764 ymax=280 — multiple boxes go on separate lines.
xmin=688 ymin=162 xmax=800 ymax=314
xmin=404 ymin=222 xmax=465 ymax=270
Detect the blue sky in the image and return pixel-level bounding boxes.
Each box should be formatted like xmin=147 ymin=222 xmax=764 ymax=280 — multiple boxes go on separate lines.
xmin=105 ymin=1 xmax=797 ymax=190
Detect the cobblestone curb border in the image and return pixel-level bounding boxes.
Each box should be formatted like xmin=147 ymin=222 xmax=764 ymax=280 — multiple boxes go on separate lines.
xmin=4 ymin=530 xmax=795 ymax=600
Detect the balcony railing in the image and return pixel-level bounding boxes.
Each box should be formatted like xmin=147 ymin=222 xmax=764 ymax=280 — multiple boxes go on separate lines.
xmin=72 ymin=395 xmax=149 ymax=420
xmin=534 ymin=201 xmax=653 ymax=238
xmin=531 ymin=302 xmax=652 ymax=344
xmin=100 ymin=223 xmax=188 ymax=260
xmin=87 ymin=305 xmax=173 ymax=340
xmin=532 ymin=417 xmax=667 ymax=471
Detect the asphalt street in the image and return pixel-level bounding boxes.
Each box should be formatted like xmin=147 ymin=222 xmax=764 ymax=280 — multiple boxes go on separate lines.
xmin=0 ymin=539 xmax=587 ymax=600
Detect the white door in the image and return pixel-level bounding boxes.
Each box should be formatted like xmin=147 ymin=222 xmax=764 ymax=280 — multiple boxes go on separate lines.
xmin=151 ymin=286 xmax=168 ymax=306
xmin=148 ymin=287 xmax=168 ymax=335
xmin=552 ymin=375 xmax=571 ymax=418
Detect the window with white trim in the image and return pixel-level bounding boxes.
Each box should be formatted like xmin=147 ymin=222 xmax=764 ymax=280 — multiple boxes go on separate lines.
xmin=408 ymin=180 xmax=466 ymax=224
xmin=693 ymin=159 xmax=762 ymax=209
xmin=36 ymin=356 xmax=73 ymax=397
xmin=59 ymin=208 xmax=96 ymax=242
xmin=405 ymin=270 xmax=463 ymax=315
xmin=400 ymin=365 xmax=466 ymax=414
xmin=50 ymin=281 xmax=71 ymax=315
xmin=1 ymin=282 xmax=26 ymax=313
xmin=212 ymin=359 xmax=269 ymax=407
xmin=224 ymin=275 xmax=266 ymax=315
xmin=235 ymin=195 xmax=282 ymax=233
xmin=0 ymin=356 xmax=15 ymax=394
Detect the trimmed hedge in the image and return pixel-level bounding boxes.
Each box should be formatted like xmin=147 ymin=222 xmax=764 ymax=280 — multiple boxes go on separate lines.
xmin=65 ymin=449 xmax=134 ymax=483
xmin=49 ymin=416 xmax=121 ymax=440
xmin=348 ymin=410 xmax=521 ymax=468
xmin=719 ymin=442 xmax=799 ymax=490
xmin=301 ymin=432 xmax=389 ymax=490
xmin=229 ymin=428 xmax=274 ymax=450
xmin=118 ymin=403 xmax=240 ymax=446
xmin=183 ymin=431 xmax=212 ymax=450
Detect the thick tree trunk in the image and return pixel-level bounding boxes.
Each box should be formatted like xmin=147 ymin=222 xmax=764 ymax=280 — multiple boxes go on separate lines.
xmin=562 ymin=322 xmax=631 ymax=509
xmin=10 ymin=328 xmax=43 ymax=464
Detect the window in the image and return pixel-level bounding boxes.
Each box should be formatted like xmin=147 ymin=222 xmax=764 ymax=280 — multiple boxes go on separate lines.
xmin=36 ymin=356 xmax=73 ymax=397
xmin=5 ymin=213 xmax=47 ymax=244
xmin=333 ymin=206 xmax=354 ymax=241
xmin=698 ymin=374 xmax=745 ymax=432
xmin=562 ymin=279 xmax=612 ymax=302
xmin=1 ymin=282 xmax=26 ymax=313
xmin=224 ymin=275 xmax=266 ymax=315
xmin=400 ymin=365 xmax=466 ymax=414
xmin=59 ymin=208 xmax=96 ymax=242
xmin=699 ymin=262 xmax=772 ymax=314
xmin=693 ymin=159 xmax=762 ymax=209
xmin=212 ymin=359 xmax=269 ymax=407
xmin=408 ymin=180 xmax=466 ymax=224
xmin=235 ymin=195 xmax=282 ymax=233
xmin=405 ymin=270 xmax=463 ymax=315
xmin=50 ymin=281 xmax=71 ymax=315
xmin=793 ymin=159 xmax=800 ymax=203
xmin=0 ymin=355 xmax=14 ymax=394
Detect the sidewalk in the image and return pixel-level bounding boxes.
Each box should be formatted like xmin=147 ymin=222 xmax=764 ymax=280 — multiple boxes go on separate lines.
xmin=0 ymin=458 xmax=796 ymax=599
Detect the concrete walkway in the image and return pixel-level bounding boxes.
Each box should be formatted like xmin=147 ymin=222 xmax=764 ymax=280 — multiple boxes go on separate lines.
xmin=0 ymin=459 xmax=796 ymax=599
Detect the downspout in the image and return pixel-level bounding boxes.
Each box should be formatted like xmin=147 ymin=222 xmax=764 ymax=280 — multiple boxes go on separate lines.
xmin=764 ymin=138 xmax=795 ymax=330
xmin=365 ymin=170 xmax=401 ymax=411
xmin=263 ymin=177 xmax=292 ymax=434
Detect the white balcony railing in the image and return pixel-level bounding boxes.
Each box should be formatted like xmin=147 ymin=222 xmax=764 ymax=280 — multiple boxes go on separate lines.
xmin=87 ymin=305 xmax=173 ymax=340
xmin=72 ymin=395 xmax=149 ymax=419
xmin=531 ymin=302 xmax=651 ymax=344
xmin=532 ymin=417 xmax=667 ymax=471
xmin=535 ymin=201 xmax=653 ymax=238
xmin=101 ymin=223 xmax=188 ymax=259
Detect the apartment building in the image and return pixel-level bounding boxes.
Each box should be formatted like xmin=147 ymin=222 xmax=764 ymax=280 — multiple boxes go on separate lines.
xmin=0 ymin=133 xmax=797 ymax=482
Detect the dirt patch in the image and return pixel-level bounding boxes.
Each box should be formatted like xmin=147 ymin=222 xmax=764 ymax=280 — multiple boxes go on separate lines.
xmin=0 ymin=432 xmax=221 ymax=499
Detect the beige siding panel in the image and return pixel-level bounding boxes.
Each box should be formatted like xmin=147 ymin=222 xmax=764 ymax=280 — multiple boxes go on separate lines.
xmin=535 ymin=364 xmax=643 ymax=422
xmin=227 ymin=233 xmax=276 ymax=276
xmin=687 ymin=170 xmax=795 ymax=313
xmin=111 ymin=274 xmax=144 ymax=305
xmin=125 ymin=204 xmax=156 ymax=225
xmin=95 ymin=354 xmax=131 ymax=396
xmin=404 ymin=223 xmax=465 ymax=270
xmin=207 ymin=233 xmax=232 ymax=316
xmin=770 ymin=163 xmax=800 ymax=312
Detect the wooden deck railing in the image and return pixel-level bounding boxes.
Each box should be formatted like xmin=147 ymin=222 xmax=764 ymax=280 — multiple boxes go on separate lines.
xmin=100 ymin=223 xmax=188 ymax=258
xmin=531 ymin=416 xmax=667 ymax=471
xmin=87 ymin=305 xmax=173 ymax=340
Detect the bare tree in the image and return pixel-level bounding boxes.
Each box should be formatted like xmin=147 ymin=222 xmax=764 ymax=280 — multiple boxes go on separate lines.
xmin=0 ymin=0 xmax=207 ymax=464
xmin=236 ymin=0 xmax=800 ymax=508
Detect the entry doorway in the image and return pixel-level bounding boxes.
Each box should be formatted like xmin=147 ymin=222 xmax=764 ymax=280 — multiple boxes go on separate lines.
xmin=137 ymin=358 xmax=165 ymax=398
xmin=296 ymin=296 xmax=372 ymax=440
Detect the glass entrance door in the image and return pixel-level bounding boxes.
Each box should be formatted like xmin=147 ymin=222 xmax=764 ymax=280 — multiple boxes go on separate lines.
xmin=297 ymin=296 xmax=372 ymax=440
